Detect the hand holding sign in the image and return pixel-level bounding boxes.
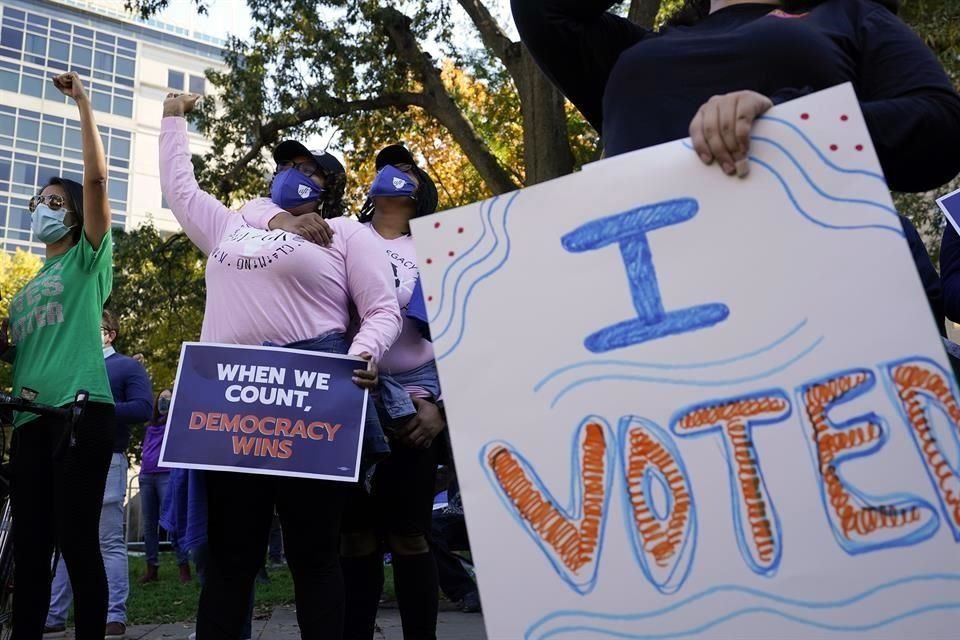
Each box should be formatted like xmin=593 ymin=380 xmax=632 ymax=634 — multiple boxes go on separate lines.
xmin=352 ymin=352 xmax=378 ymax=390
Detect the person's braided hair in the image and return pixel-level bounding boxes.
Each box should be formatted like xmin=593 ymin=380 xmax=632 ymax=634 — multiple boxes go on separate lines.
xmin=317 ymin=168 xmax=346 ymax=219
xmin=666 ymin=0 xmax=899 ymax=27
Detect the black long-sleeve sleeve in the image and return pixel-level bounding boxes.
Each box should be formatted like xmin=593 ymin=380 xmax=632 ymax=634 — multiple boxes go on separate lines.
xmin=510 ymin=0 xmax=648 ymax=132
xmin=857 ymin=6 xmax=960 ymax=192
xmin=899 ymin=215 xmax=945 ymax=335
xmin=512 ymin=0 xmax=960 ymax=196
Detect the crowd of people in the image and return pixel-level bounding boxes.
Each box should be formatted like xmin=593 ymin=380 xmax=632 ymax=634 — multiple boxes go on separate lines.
xmin=1 ymin=0 xmax=959 ymax=638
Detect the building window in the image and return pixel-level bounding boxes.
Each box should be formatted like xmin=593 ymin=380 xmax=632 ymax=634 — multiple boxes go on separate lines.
xmin=189 ymin=74 xmax=205 ymax=95
xmin=0 ymin=7 xmax=138 ymax=118
xmin=168 ymin=69 xmax=184 ymax=90
xmin=0 ymin=106 xmax=132 ymax=250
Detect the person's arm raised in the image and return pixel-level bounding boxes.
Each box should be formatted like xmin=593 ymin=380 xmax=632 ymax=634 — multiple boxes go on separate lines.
xmin=53 ymin=73 xmax=109 ymax=249
xmin=159 ymin=93 xmax=235 ymax=255
xmin=511 ymin=0 xmax=649 ymax=132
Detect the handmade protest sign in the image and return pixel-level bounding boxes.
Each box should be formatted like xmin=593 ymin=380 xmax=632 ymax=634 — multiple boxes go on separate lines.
xmin=159 ymin=343 xmax=367 ymax=482
xmin=937 ymin=187 xmax=960 ymax=236
xmin=412 ymin=84 xmax=960 ymax=638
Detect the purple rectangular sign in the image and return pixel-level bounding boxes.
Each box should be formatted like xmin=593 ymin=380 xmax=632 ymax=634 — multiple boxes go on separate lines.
xmin=159 ymin=342 xmax=367 ymax=482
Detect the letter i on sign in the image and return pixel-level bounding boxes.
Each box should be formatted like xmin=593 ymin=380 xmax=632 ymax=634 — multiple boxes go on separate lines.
xmin=561 ymin=198 xmax=729 ymax=353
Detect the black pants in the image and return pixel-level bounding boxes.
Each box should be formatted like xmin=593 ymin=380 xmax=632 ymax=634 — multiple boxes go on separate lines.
xmin=10 ymin=402 xmax=115 ymax=640
xmin=342 ymin=439 xmax=440 ymax=640
xmin=431 ymin=512 xmax=476 ymax=603
xmin=197 ymin=471 xmax=345 ymax=640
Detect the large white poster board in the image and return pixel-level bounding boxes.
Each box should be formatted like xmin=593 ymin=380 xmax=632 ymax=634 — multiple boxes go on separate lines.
xmin=411 ymin=85 xmax=960 ymax=639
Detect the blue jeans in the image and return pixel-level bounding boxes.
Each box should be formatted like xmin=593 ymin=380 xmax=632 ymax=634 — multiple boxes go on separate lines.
xmin=140 ymin=472 xmax=189 ymax=566
xmin=47 ymin=452 xmax=129 ymax=626
xmin=378 ymin=360 xmax=442 ymax=424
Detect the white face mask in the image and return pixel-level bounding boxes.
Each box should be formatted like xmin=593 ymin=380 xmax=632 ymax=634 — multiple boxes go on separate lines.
xmin=30 ymin=203 xmax=75 ymax=244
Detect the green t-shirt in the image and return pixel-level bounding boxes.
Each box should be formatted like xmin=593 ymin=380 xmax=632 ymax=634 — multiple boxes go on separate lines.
xmin=9 ymin=232 xmax=114 ymax=427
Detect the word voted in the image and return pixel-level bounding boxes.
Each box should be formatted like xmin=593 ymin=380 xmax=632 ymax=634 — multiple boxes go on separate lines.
xmin=483 ymin=357 xmax=960 ymax=595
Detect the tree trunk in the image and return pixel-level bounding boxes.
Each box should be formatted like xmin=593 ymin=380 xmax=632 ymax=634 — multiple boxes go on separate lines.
xmin=515 ymin=46 xmax=575 ymax=185
xmin=628 ymin=0 xmax=662 ymax=28
xmin=378 ymin=7 xmax=519 ymax=195
xmin=456 ymin=0 xmax=575 ymax=186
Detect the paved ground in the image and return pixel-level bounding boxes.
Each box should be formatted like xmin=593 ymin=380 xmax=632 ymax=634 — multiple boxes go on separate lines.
xmin=85 ymin=604 xmax=487 ymax=639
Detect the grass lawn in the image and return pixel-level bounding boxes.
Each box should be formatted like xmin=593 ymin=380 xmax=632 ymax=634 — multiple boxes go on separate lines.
xmin=127 ymin=553 xmax=396 ymax=625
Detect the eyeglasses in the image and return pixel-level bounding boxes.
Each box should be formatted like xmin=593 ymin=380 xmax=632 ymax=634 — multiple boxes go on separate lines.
xmin=277 ymin=160 xmax=320 ymax=179
xmin=101 ymin=327 xmax=111 ymax=334
xmin=28 ymin=194 xmax=72 ymax=213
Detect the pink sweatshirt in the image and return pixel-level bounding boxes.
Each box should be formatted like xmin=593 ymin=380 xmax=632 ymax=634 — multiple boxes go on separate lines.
xmin=158 ymin=117 xmax=401 ymax=360
xmin=363 ymin=224 xmax=435 ymax=377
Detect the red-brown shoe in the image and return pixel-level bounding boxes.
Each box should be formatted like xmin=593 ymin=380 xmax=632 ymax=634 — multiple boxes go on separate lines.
xmin=137 ymin=563 xmax=159 ymax=585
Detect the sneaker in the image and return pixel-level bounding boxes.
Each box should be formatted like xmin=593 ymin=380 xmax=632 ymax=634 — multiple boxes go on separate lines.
xmin=460 ymin=590 xmax=482 ymax=613
xmin=105 ymin=621 xmax=126 ymax=639
xmin=42 ymin=625 xmax=66 ymax=639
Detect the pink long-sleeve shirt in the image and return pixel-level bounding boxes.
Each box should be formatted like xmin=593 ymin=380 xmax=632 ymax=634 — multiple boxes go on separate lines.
xmin=241 ymin=202 xmax=436 ymax=377
xmin=158 ymin=117 xmax=401 ymax=360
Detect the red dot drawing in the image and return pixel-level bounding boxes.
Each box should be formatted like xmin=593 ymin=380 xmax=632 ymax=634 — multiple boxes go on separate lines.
xmin=448 ymin=251 xmax=455 ymax=257
xmin=458 ymin=227 xmax=464 ymax=234
xmin=840 ymin=115 xmax=849 ymax=122
xmin=801 ymin=113 xmax=810 ymax=120
xmin=433 ymin=222 xmax=441 ymax=229
xmin=829 ymin=144 xmax=839 ymax=152
xmin=428 ymin=296 xmax=433 ymax=302
xmin=426 ymin=258 xmax=433 ymax=264
xmin=855 ymin=144 xmax=864 ymax=152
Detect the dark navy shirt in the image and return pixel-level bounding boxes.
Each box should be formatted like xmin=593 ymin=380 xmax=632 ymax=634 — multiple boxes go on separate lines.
xmin=513 ymin=0 xmax=960 ymax=192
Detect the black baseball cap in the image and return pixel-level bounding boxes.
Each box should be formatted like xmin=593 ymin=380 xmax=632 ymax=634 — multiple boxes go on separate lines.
xmin=375 ymin=144 xmax=415 ymax=170
xmin=273 ymin=140 xmax=345 ymax=176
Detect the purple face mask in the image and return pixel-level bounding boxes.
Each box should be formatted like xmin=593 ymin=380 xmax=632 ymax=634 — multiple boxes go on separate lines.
xmin=368 ymin=165 xmax=417 ymax=199
xmin=270 ymin=168 xmax=324 ymax=210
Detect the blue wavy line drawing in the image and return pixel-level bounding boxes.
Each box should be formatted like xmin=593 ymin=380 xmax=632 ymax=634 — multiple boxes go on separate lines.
xmin=549 ymin=336 xmax=823 ymax=408
xmin=532 ymin=603 xmax=960 ymax=639
xmin=525 ymin=573 xmax=960 ymax=639
xmin=433 ymin=195 xmax=511 ymax=342
xmin=750 ymin=155 xmax=903 ymax=236
xmin=680 ymin=142 xmax=901 ymax=236
xmin=428 ymin=197 xmax=494 ymax=324
xmin=535 ymin=319 xmax=809 ymax=393
xmin=431 ymin=197 xmax=498 ymax=334
xmin=752 ymin=136 xmax=897 ymax=217
xmin=760 ymin=115 xmax=886 ymax=183
xmin=437 ymin=191 xmax=522 ymax=361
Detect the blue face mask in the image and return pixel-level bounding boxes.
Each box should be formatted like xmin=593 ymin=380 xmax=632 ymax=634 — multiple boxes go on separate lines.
xmin=31 ymin=203 xmax=75 ymax=244
xmin=368 ymin=165 xmax=417 ymax=199
xmin=270 ymin=168 xmax=324 ymax=210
